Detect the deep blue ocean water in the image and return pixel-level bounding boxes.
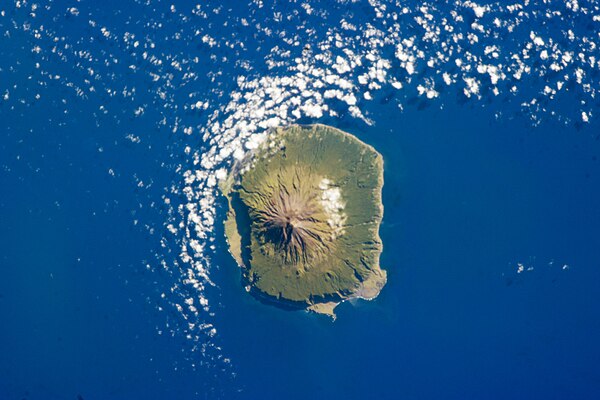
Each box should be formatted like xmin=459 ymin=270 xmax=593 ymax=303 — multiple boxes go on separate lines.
xmin=2 ymin=1 xmax=600 ymax=399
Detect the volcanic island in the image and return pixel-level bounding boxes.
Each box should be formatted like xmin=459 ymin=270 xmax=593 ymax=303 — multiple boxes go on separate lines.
xmin=221 ymin=124 xmax=386 ymax=318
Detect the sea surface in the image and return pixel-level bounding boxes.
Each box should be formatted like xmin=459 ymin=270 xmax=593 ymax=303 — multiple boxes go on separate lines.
xmin=2 ymin=1 xmax=600 ymax=399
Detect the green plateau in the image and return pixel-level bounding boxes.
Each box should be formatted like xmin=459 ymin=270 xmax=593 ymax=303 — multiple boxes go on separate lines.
xmin=221 ymin=124 xmax=387 ymax=318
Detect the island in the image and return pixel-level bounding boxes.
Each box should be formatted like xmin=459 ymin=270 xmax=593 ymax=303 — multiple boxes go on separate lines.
xmin=221 ymin=124 xmax=386 ymax=318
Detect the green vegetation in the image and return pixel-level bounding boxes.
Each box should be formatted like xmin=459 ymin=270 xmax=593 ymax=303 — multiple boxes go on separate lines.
xmin=222 ymin=124 xmax=386 ymax=318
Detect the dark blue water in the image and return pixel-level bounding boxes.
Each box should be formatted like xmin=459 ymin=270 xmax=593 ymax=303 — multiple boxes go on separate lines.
xmin=2 ymin=0 xmax=600 ymax=399
xmin=211 ymin=102 xmax=600 ymax=400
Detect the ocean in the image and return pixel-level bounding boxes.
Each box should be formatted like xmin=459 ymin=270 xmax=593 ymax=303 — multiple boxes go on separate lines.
xmin=1 ymin=0 xmax=600 ymax=399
